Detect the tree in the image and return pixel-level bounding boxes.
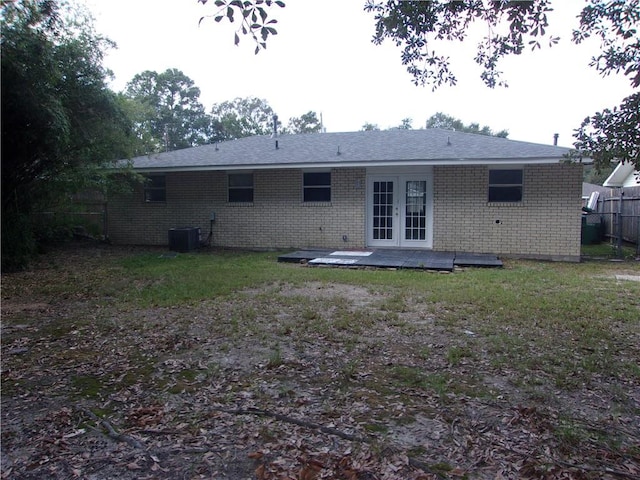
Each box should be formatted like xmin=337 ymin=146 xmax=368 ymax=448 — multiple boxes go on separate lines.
xmin=361 ymin=122 xmax=380 ymax=131
xmin=200 ymin=0 xmax=639 ymax=170
xmin=211 ymin=96 xmax=276 ymax=139
xmin=571 ymin=1 xmax=639 ymax=169
xmin=395 ymin=118 xmax=413 ymax=130
xmin=426 ymin=112 xmax=508 ymax=138
xmin=574 ymin=93 xmax=639 ymax=168
xmin=1 ymin=0 xmax=134 ymax=269
xmin=124 ymin=69 xmax=214 ymax=152
xmin=117 ymin=93 xmax=163 ymax=156
xmin=285 ymin=111 xmax=323 ymax=134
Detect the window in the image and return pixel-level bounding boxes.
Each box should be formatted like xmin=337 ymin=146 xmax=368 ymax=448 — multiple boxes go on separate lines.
xmin=144 ymin=174 xmax=166 ymax=202
xmin=228 ymin=173 xmax=254 ymax=203
xmin=303 ymin=172 xmax=331 ymax=202
xmin=488 ymin=168 xmax=523 ymax=202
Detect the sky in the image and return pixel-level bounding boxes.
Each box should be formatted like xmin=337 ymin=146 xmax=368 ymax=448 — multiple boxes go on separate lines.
xmin=83 ymin=0 xmax=634 ymax=147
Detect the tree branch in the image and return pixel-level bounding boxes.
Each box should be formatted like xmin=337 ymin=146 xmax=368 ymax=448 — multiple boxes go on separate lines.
xmin=81 ymin=408 xmax=145 ymax=450
xmin=212 ymin=406 xmax=448 ymax=479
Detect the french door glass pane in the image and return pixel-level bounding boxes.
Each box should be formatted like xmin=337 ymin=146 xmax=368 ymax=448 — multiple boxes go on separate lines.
xmin=405 ymin=180 xmax=426 ymax=240
xmin=372 ymin=181 xmax=394 ymax=241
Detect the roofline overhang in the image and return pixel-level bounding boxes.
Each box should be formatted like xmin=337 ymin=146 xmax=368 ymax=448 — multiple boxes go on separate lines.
xmin=603 ymin=161 xmax=639 ymax=187
xmin=126 ymin=157 xmax=570 ymax=173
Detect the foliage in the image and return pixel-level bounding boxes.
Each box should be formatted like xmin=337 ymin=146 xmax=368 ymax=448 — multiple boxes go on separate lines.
xmin=1 ymin=0 xmax=135 ymax=270
xmin=284 ymin=110 xmax=323 ymax=134
xmin=572 ymin=1 xmax=640 ymax=170
xmin=124 ymin=69 xmax=215 ymax=152
xmin=574 ymin=92 xmax=640 ymax=168
xmin=211 ymin=96 xmax=276 ymax=139
xmin=198 ymin=0 xmax=285 ymax=54
xmin=395 ymin=117 xmax=413 ymax=130
xmin=367 ymin=0 xmax=639 ymax=169
xmin=583 ymin=163 xmax=616 ymax=184
xmin=116 ymin=93 xmax=164 ymax=156
xmin=426 ymin=112 xmax=509 ymax=137
xmin=0 ymin=211 xmax=37 ymax=271
xmin=361 ymin=122 xmax=380 ymax=131
xmin=199 ymin=0 xmax=639 ymax=170
xmin=573 ymin=0 xmax=640 ymax=88
xmin=364 ymin=1 xmax=558 ymax=89
xmin=121 ymin=77 xmax=324 ymax=143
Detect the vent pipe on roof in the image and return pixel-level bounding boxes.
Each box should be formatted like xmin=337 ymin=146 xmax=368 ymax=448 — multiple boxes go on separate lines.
xmin=553 ymin=133 xmax=559 ymax=146
xmin=272 ymin=114 xmax=279 ymax=149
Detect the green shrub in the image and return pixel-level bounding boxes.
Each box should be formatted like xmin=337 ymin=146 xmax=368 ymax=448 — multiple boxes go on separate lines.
xmin=1 ymin=212 xmax=36 ymax=271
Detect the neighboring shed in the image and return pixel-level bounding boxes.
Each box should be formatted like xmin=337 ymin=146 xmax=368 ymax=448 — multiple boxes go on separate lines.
xmin=107 ymin=129 xmax=583 ymax=261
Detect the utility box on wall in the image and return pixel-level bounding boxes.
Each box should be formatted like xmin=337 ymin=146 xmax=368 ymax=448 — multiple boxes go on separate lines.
xmin=168 ymin=227 xmax=200 ymax=252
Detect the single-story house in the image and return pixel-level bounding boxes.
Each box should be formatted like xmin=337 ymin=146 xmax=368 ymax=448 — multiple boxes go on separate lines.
xmin=107 ymin=129 xmax=583 ymax=261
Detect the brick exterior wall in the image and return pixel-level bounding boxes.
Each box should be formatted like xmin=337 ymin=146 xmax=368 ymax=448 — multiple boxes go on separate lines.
xmin=432 ymin=164 xmax=583 ymax=261
xmin=107 ymin=168 xmax=367 ymax=250
xmin=107 ymin=164 xmax=582 ymax=260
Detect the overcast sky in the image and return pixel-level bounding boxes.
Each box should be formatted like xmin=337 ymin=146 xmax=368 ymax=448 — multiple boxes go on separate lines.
xmin=84 ymin=0 xmax=633 ymax=147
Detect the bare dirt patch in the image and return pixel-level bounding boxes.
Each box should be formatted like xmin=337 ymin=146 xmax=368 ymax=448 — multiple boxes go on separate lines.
xmin=2 ymin=245 xmax=639 ymax=479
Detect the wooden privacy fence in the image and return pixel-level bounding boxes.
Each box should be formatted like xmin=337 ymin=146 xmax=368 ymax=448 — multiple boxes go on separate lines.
xmin=586 ymin=185 xmax=640 ymax=255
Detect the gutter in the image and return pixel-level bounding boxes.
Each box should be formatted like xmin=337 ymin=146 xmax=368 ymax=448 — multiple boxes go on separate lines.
xmin=126 ymin=157 xmax=572 ymax=174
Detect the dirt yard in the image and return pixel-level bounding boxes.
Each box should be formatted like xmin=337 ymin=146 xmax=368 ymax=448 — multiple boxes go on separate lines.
xmin=1 ymin=245 xmax=639 ymax=479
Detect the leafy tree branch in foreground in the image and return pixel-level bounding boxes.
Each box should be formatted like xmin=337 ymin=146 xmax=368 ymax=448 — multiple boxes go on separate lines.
xmin=199 ymin=0 xmax=639 ymax=171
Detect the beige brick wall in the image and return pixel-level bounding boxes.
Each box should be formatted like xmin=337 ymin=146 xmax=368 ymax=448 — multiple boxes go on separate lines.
xmin=107 ymin=168 xmax=366 ymax=250
xmin=108 ymin=164 xmax=582 ymax=260
xmin=433 ymin=164 xmax=583 ymax=261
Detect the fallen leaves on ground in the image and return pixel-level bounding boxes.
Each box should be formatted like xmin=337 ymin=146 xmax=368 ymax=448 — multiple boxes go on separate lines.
xmin=1 ymin=245 xmax=639 ymax=479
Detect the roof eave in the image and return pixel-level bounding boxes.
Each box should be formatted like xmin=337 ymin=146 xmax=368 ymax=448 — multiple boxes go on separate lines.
xmin=603 ymin=162 xmax=639 ymax=187
xmin=130 ymin=157 xmax=568 ymax=173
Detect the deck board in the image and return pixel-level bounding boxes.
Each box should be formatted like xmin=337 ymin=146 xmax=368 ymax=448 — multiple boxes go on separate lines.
xmin=278 ymin=250 xmax=502 ymax=270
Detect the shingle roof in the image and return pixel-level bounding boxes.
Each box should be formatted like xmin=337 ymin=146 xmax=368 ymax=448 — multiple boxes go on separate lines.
xmin=127 ymin=129 xmax=572 ymax=172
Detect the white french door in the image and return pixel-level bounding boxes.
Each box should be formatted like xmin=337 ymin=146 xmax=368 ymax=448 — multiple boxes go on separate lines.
xmin=367 ymin=174 xmax=433 ymax=248
xmin=368 ymin=177 xmax=398 ymax=247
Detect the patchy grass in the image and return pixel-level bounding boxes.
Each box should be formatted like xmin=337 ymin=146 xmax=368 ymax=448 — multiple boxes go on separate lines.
xmin=1 ymin=244 xmax=639 ymax=479
xmin=582 ymin=242 xmax=638 ymax=259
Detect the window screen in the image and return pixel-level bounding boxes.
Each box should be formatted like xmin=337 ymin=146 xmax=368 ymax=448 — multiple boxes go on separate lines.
xmin=228 ymin=173 xmax=254 ymax=203
xmin=488 ymin=169 xmax=523 ymax=202
xmin=303 ymin=172 xmax=331 ymax=202
xmin=144 ymin=175 xmax=166 ymax=202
